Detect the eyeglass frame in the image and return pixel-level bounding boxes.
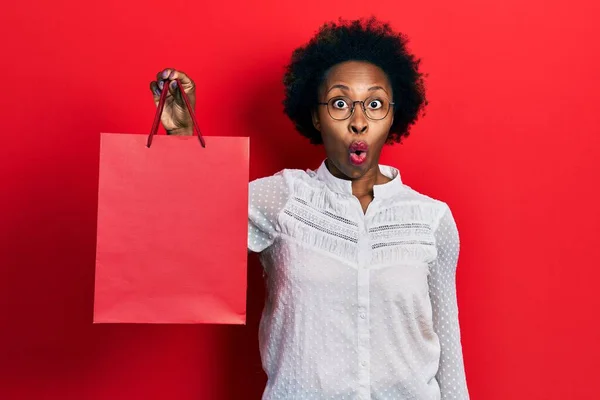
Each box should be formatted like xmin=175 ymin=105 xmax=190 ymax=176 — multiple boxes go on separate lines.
xmin=317 ymin=96 xmax=395 ymax=121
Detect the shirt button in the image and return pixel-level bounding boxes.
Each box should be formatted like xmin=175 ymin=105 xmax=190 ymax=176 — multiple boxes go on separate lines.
xmin=360 ymin=313 xmax=366 ymax=319
xmin=361 ymin=361 xmax=367 ymax=367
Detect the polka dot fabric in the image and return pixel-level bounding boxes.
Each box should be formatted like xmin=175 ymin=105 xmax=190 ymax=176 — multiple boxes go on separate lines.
xmin=248 ymin=159 xmax=469 ymax=400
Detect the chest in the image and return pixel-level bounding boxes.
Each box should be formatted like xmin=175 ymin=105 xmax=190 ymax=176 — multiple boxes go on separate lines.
xmin=262 ymin=196 xmax=439 ymax=312
xmin=276 ymin=193 xmax=440 ymax=268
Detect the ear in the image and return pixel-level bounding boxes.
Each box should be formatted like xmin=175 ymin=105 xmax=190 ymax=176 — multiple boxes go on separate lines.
xmin=311 ymin=108 xmax=321 ymax=132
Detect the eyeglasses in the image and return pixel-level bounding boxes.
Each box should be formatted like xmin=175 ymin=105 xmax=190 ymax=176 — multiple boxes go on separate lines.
xmin=317 ymin=96 xmax=395 ymax=121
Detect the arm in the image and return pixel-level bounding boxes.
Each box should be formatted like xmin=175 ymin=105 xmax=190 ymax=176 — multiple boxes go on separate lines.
xmin=247 ymin=172 xmax=289 ymax=254
xmin=428 ymin=205 xmax=470 ymax=399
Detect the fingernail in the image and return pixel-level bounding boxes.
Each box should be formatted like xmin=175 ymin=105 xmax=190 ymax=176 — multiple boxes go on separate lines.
xmin=168 ymin=70 xmax=175 ymax=78
xmin=159 ymin=81 xmax=164 ymax=89
xmin=170 ymin=81 xmax=177 ymax=89
xmin=162 ymin=70 xmax=169 ymax=79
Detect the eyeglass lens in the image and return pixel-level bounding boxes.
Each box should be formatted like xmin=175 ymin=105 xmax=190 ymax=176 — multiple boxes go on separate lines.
xmin=327 ymin=96 xmax=391 ymax=120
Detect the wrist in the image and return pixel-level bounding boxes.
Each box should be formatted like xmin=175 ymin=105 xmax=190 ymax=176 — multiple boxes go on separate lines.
xmin=167 ymin=126 xmax=193 ymax=136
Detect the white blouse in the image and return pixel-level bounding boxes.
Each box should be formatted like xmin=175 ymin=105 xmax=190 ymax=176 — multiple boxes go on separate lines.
xmin=248 ymin=159 xmax=469 ymax=400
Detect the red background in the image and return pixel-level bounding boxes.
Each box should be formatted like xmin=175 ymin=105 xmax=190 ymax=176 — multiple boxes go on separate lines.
xmin=1 ymin=1 xmax=599 ymax=399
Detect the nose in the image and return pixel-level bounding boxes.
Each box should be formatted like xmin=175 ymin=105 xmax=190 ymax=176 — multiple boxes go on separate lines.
xmin=349 ymin=103 xmax=368 ymax=134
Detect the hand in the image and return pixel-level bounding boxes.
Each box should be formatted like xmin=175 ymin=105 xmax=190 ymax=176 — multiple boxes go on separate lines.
xmin=149 ymin=68 xmax=196 ymax=135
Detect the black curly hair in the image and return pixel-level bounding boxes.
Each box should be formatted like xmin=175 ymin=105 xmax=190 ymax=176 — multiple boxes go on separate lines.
xmin=283 ymin=16 xmax=428 ymax=145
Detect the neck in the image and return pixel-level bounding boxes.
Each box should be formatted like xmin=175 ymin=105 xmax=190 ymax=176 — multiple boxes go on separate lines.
xmin=325 ymin=159 xmax=387 ymax=198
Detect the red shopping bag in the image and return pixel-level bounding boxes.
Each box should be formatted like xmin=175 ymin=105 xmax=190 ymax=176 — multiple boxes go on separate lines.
xmin=94 ymin=79 xmax=248 ymax=324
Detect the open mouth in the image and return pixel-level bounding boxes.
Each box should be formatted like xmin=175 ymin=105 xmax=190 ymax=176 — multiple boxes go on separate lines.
xmin=349 ymin=150 xmax=367 ymax=165
xmin=348 ymin=141 xmax=368 ymax=165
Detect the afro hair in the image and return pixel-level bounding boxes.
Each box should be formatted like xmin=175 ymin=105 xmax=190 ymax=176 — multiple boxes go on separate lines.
xmin=283 ymin=16 xmax=428 ymax=145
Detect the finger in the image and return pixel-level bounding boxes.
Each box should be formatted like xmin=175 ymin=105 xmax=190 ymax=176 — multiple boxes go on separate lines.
xmin=168 ymin=70 xmax=194 ymax=89
xmin=158 ymin=79 xmax=169 ymax=91
xmin=156 ymin=68 xmax=174 ymax=82
xmin=149 ymin=81 xmax=161 ymax=103
xmin=150 ymin=81 xmax=161 ymax=96
xmin=155 ymin=69 xmax=194 ymax=94
xmin=167 ymin=79 xmax=181 ymax=100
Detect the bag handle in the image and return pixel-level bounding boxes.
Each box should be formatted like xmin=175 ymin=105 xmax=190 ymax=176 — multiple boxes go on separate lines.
xmin=147 ymin=79 xmax=206 ymax=148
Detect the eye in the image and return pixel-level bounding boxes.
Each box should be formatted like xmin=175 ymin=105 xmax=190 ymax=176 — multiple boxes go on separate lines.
xmin=367 ymin=99 xmax=383 ymax=109
xmin=331 ymin=98 xmax=349 ymax=109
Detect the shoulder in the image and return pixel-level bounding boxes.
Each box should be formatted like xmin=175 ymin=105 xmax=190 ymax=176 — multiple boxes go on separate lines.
xmin=394 ymin=182 xmax=454 ymax=229
xmin=397 ymin=181 xmax=448 ymax=208
xmin=249 ymin=166 xmax=321 ymax=193
xmin=379 ymin=163 xmax=449 ymax=211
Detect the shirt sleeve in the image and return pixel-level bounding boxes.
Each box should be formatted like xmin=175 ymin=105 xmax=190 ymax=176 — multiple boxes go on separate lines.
xmin=428 ymin=204 xmax=470 ymax=399
xmin=247 ymin=171 xmax=289 ymax=253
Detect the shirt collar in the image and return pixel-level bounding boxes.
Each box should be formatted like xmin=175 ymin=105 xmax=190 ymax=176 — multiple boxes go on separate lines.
xmin=315 ymin=158 xmax=403 ymax=199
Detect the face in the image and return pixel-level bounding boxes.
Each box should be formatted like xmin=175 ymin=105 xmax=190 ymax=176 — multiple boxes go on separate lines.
xmin=311 ymin=60 xmax=394 ymax=180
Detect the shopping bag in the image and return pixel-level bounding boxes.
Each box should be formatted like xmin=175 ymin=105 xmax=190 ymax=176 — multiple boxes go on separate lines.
xmin=94 ymin=79 xmax=248 ymax=324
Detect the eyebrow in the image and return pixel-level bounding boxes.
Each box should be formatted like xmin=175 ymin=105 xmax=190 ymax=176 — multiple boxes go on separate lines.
xmin=325 ymin=84 xmax=388 ymax=94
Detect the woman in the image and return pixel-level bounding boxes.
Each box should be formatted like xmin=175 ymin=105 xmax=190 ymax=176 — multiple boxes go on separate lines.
xmin=150 ymin=17 xmax=469 ymax=400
